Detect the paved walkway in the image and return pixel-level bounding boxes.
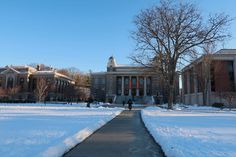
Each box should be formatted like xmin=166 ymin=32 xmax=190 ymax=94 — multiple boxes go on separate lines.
xmin=63 ymin=108 xmax=166 ymax=157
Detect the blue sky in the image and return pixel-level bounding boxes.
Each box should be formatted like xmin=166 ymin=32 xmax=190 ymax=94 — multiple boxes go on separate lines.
xmin=0 ymin=0 xmax=235 ymax=72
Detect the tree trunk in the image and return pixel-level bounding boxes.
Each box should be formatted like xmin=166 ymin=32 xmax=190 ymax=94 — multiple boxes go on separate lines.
xmin=168 ymin=85 xmax=174 ymax=109
xmin=203 ymin=89 xmax=207 ymax=106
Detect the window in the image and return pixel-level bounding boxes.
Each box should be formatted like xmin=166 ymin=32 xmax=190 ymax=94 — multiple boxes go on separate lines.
xmin=227 ymin=61 xmax=234 ymax=82
xmin=210 ymin=66 xmax=215 ymax=92
xmin=94 ymin=78 xmax=99 ymax=84
xmin=189 ymin=69 xmax=194 ymax=93
xmin=196 ymin=63 xmax=203 ymax=93
xmin=131 ymin=77 xmax=136 ymax=88
xmin=20 ymin=78 xmax=24 ymax=90
xmin=124 ymin=77 xmax=129 ymax=96
xmin=139 ymin=77 xmax=144 ymax=96
xmin=7 ymin=77 xmax=14 ymax=88
xmin=146 ymin=77 xmax=152 ymax=96
xmin=131 ymin=77 xmax=137 ymax=96
xmin=116 ymin=77 xmax=122 ymax=95
xmin=101 ymin=78 xmax=105 ymax=84
xmin=32 ymin=78 xmax=37 ymax=90
xmin=183 ymin=72 xmax=188 ymax=94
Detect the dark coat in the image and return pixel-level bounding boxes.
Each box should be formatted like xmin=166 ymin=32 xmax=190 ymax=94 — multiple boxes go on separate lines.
xmin=127 ymin=99 xmax=133 ymax=110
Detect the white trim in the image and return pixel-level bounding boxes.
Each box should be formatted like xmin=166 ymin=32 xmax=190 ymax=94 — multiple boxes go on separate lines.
xmin=1 ymin=67 xmax=20 ymax=74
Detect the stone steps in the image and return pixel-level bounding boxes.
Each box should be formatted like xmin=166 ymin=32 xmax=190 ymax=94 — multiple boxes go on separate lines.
xmin=115 ymin=96 xmax=154 ymax=104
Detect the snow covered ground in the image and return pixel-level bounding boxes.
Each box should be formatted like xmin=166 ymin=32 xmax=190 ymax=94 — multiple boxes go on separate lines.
xmin=142 ymin=105 xmax=236 ymax=157
xmin=0 ymin=104 xmax=123 ymax=157
xmin=0 ymin=102 xmax=110 ymax=108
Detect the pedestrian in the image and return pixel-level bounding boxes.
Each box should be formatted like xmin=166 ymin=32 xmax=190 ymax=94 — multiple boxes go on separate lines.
xmin=86 ymin=101 xmax=90 ymax=108
xmin=122 ymin=100 xmax=125 ymax=107
xmin=127 ymin=99 xmax=133 ymax=111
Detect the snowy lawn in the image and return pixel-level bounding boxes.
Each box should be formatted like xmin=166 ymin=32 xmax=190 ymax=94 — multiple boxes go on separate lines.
xmin=0 ymin=104 xmax=123 ymax=157
xmin=141 ymin=106 xmax=236 ymax=157
xmin=0 ymin=102 xmax=108 ymax=108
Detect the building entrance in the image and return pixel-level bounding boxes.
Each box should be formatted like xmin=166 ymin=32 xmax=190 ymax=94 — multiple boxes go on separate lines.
xmin=131 ymin=88 xmax=136 ymax=96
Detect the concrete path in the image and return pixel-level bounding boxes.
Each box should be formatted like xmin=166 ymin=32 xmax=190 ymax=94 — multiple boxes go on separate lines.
xmin=63 ymin=108 xmax=165 ymax=157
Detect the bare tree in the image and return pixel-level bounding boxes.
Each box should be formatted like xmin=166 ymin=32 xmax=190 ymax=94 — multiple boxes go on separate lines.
xmin=194 ymin=44 xmax=215 ymax=105
xmin=0 ymin=88 xmax=7 ymax=99
xmin=56 ymin=69 xmax=70 ymax=77
xmin=34 ymin=78 xmax=48 ymax=102
xmin=78 ymin=87 xmax=90 ymax=101
xmin=131 ymin=0 xmax=232 ymax=109
xmin=0 ymin=86 xmax=20 ymax=101
xmin=7 ymin=86 xmax=20 ymax=100
xmin=67 ymin=67 xmax=80 ymax=80
xmin=64 ymin=85 xmax=76 ymax=103
xmin=75 ymin=73 xmax=90 ymax=87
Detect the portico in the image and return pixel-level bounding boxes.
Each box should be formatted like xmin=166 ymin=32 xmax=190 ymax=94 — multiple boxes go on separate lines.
xmin=91 ymin=56 xmax=180 ymax=104
xmin=91 ymin=56 xmax=163 ymax=104
xmin=116 ymin=76 xmax=151 ymax=96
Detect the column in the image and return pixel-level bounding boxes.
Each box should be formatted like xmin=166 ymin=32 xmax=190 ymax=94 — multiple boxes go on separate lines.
xmin=121 ymin=76 xmax=124 ymax=96
xmin=129 ymin=76 xmax=131 ymax=96
xmin=136 ymin=76 xmax=139 ymax=96
xmin=144 ymin=77 xmax=147 ymax=96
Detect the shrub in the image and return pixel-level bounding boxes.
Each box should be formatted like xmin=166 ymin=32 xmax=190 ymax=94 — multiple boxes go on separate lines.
xmin=212 ymin=102 xmax=224 ymax=109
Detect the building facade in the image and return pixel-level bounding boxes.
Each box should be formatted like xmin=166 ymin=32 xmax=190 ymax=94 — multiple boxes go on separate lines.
xmin=182 ymin=49 xmax=236 ymax=107
xmin=91 ymin=56 xmax=178 ymax=104
xmin=0 ymin=65 xmax=74 ymax=101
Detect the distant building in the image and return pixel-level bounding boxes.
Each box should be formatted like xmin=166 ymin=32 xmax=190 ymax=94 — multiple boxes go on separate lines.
xmin=182 ymin=49 xmax=236 ymax=107
xmin=91 ymin=56 xmax=179 ymax=104
xmin=0 ymin=65 xmax=74 ymax=101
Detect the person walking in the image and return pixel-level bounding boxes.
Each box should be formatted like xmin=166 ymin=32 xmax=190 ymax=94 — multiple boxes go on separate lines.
xmin=122 ymin=100 xmax=125 ymax=107
xmin=127 ymin=99 xmax=133 ymax=111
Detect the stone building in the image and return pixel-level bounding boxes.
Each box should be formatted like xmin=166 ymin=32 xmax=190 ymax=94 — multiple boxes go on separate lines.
xmin=91 ymin=56 xmax=179 ymax=104
xmin=182 ymin=49 xmax=236 ymax=107
xmin=0 ymin=65 xmax=74 ymax=101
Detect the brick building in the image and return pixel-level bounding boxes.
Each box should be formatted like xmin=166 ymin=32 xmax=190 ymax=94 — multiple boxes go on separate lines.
xmin=182 ymin=49 xmax=236 ymax=107
xmin=0 ymin=65 xmax=74 ymax=101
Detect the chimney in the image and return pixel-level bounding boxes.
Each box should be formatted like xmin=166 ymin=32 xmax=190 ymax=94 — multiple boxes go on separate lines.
xmin=36 ymin=64 xmax=40 ymax=71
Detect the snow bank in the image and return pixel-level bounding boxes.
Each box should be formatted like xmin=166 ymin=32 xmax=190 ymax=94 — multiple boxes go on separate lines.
xmin=141 ymin=106 xmax=236 ymax=157
xmin=0 ymin=104 xmax=123 ymax=157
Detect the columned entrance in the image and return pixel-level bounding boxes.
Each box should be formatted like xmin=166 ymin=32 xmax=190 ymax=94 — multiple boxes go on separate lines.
xmin=116 ymin=76 xmax=151 ymax=96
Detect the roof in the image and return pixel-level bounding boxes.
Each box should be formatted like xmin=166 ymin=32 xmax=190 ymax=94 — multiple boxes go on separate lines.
xmin=215 ymin=49 xmax=236 ymax=55
xmin=91 ymin=72 xmax=106 ymax=75
xmin=0 ymin=65 xmax=74 ymax=81
xmin=33 ymin=70 xmax=73 ymax=81
xmin=115 ymin=64 xmax=141 ymax=68
xmin=182 ymin=49 xmax=236 ymax=72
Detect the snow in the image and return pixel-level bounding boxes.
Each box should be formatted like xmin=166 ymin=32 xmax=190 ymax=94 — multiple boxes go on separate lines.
xmin=0 ymin=102 xmax=108 ymax=108
xmin=0 ymin=104 xmax=123 ymax=157
xmin=141 ymin=106 xmax=236 ymax=157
